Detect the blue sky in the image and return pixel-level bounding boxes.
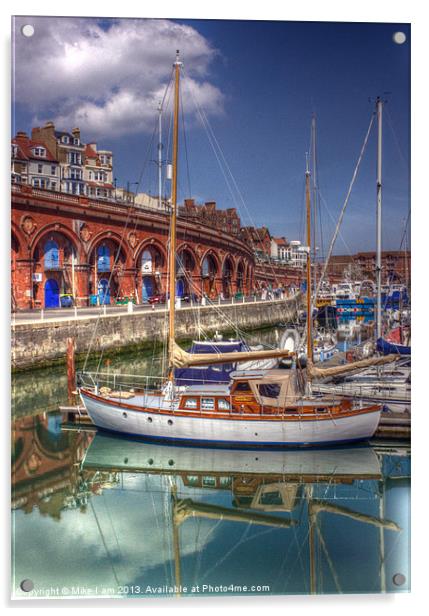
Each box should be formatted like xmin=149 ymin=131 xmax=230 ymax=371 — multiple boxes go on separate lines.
xmin=12 ymin=17 xmax=410 ymax=254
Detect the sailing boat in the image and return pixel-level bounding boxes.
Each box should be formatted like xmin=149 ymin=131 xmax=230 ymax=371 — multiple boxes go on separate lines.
xmin=78 ymin=52 xmax=382 ymax=447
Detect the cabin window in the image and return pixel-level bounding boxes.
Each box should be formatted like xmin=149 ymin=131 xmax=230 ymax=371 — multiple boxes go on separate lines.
xmin=202 ymin=476 xmax=216 ymax=487
xmin=218 ymin=398 xmax=231 ymax=411
xmin=184 ymin=398 xmax=198 ymax=409
xmin=258 ymin=383 xmax=281 ymax=398
xmin=201 ymin=398 xmax=215 ymax=410
xmin=234 ymin=381 xmax=252 ymax=392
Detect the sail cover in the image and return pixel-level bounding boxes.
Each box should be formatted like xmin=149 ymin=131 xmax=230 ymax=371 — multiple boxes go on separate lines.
xmin=307 ymin=354 xmax=399 ymax=380
xmin=171 ymin=341 xmax=292 ymax=368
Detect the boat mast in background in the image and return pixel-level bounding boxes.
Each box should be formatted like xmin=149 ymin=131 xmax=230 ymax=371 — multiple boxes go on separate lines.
xmin=376 ymin=97 xmax=383 ymax=340
xmin=168 ymin=50 xmax=182 ymax=379
xmin=158 ymin=101 xmax=163 ymax=211
xmin=306 ymin=154 xmax=313 ymax=364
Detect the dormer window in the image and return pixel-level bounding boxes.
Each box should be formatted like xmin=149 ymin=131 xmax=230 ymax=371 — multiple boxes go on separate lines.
xmin=61 ymin=136 xmax=69 ymax=144
xmin=73 ymin=138 xmax=80 ymax=145
xmin=33 ymin=147 xmax=46 ymax=157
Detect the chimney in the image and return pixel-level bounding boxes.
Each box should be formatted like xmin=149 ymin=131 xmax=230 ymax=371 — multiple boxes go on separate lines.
xmin=15 ymin=131 xmax=28 ymax=141
xmin=72 ymin=127 xmax=81 ymax=139
xmin=205 ymin=201 xmax=216 ymax=211
xmin=44 ymin=121 xmax=55 ymax=128
xmin=184 ymin=198 xmax=195 ymax=208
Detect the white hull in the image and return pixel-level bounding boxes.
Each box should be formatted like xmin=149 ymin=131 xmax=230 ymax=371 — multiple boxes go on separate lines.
xmin=83 ymin=433 xmax=382 ymax=478
xmin=80 ymin=391 xmax=381 ymax=447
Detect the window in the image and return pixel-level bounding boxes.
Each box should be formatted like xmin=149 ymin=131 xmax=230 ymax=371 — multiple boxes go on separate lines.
xmin=201 ymin=398 xmax=215 ymax=411
xmin=51 ymin=166 xmax=56 ymax=175
xmin=51 ymin=182 xmax=56 ymax=191
xmin=33 ymin=147 xmax=46 ymax=157
xmin=61 ymin=136 xmax=69 ymax=144
xmin=73 ymin=138 xmax=80 ymax=145
xmin=258 ymin=383 xmax=281 ymax=399
xmin=38 ymin=164 xmax=43 ymax=173
xmin=202 ymin=476 xmax=216 ymax=487
xmin=184 ymin=398 xmax=197 ymax=409
xmin=234 ymin=381 xmax=251 ymax=392
xmin=218 ymin=399 xmax=231 ymax=411
xmin=69 ymin=152 xmax=82 ymax=165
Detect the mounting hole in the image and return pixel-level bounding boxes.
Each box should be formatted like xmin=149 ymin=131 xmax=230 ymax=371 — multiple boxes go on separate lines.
xmin=20 ymin=579 xmax=34 ymax=592
xmin=147 ymin=417 xmax=153 ymax=423
xmin=393 ymin=573 xmax=406 ymax=586
xmin=21 ymin=24 xmax=34 ymax=37
xmin=393 ymin=31 xmax=406 ymax=45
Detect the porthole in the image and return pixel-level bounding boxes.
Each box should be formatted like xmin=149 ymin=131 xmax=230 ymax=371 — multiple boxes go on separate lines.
xmin=147 ymin=417 xmax=153 ymax=423
xmin=122 ymin=412 xmax=127 ymax=418
xmin=148 ymin=458 xmax=154 ymax=465
xmin=254 ymin=433 xmax=258 ymax=436
xmin=123 ymin=457 xmax=128 ymax=464
xmin=168 ymin=419 xmax=173 ymax=425
xmin=168 ymin=459 xmax=175 ymax=466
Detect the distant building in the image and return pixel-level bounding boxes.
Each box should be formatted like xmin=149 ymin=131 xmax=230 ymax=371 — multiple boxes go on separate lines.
xmin=179 ymin=198 xmax=241 ymax=236
xmin=11 ymin=131 xmax=60 ymax=190
xmin=84 ymin=143 xmax=114 ymax=200
xmin=240 ymin=226 xmax=271 ymax=261
xmin=270 ymin=236 xmax=288 ymax=261
xmin=287 ymin=240 xmax=308 ymax=268
xmin=32 ymin=122 xmax=86 ymax=195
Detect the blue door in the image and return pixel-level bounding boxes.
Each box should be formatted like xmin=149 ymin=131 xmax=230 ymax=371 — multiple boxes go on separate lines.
xmin=98 ymin=278 xmax=110 ymax=305
xmin=44 ymin=278 xmax=60 ymax=308
xmin=44 ymin=240 xmax=59 ymax=269
xmin=176 ymin=278 xmax=184 ymax=297
xmin=142 ymin=276 xmax=153 ymax=302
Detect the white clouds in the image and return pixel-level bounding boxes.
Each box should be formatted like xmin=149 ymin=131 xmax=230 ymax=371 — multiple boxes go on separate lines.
xmin=13 ymin=17 xmax=224 ymax=139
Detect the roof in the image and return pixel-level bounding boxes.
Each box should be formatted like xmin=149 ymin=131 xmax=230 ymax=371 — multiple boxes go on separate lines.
xmin=85 ymin=144 xmax=98 ymax=158
xmin=12 ymin=136 xmax=57 ymax=163
xmin=273 ymin=237 xmax=288 ymax=246
xmin=86 ymin=181 xmax=114 ymax=189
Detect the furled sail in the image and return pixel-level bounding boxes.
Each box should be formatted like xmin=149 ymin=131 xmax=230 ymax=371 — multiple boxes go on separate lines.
xmin=171 ymin=341 xmax=292 ymax=368
xmin=307 ymin=354 xmax=399 ymax=380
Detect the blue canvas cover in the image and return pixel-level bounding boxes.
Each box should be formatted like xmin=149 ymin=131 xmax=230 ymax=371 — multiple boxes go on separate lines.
xmin=174 ymin=340 xmax=247 ymax=385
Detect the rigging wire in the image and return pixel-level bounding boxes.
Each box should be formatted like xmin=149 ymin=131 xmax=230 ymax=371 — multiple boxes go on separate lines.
xmin=314 ymin=110 xmax=376 ymax=299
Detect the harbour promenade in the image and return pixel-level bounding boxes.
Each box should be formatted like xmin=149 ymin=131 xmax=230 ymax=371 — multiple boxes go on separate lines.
xmin=11 ymin=294 xmax=302 ymax=370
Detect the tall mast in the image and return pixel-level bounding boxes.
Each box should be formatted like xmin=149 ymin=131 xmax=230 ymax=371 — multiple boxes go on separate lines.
xmin=158 ymin=101 xmax=163 ymax=211
xmin=306 ymin=154 xmax=313 ymax=363
xmin=375 ymin=97 xmax=383 ymax=341
xmin=168 ymin=51 xmax=182 ymax=376
xmin=311 ymin=114 xmax=317 ymax=299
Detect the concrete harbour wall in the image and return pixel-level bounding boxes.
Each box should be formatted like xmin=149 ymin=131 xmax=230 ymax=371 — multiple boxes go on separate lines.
xmin=12 ymin=296 xmax=301 ymax=370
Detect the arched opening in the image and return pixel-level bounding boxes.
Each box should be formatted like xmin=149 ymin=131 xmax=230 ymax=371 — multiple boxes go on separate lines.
xmin=140 ymin=246 xmax=164 ymax=302
xmin=176 ymin=248 xmax=196 ymax=298
xmin=32 ymin=231 xmax=78 ymax=308
xmin=236 ymin=261 xmax=245 ymax=294
xmin=44 ymin=278 xmax=60 ymax=308
xmin=201 ymin=254 xmax=218 ymax=298
xmin=89 ymin=238 xmax=127 ymax=305
xmin=222 ymin=257 xmax=234 ymax=298
xmin=11 ymin=234 xmax=20 ymax=311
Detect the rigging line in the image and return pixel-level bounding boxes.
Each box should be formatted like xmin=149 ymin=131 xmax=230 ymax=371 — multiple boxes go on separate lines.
xmin=315 ymin=110 xmax=376 ymax=299
xmin=83 ymin=80 xmax=174 ymax=375
xmin=183 ymin=70 xmax=286 ymax=289
xmin=89 ymin=498 xmax=121 ymax=586
xmin=398 ymin=209 xmax=411 ymax=251
xmin=94 ymin=121 xmax=159 ymax=377
xmin=384 ymin=106 xmax=410 ymax=176
xmin=180 ymin=85 xmax=192 ymax=199
xmin=314 ymin=523 xmax=342 ymax=593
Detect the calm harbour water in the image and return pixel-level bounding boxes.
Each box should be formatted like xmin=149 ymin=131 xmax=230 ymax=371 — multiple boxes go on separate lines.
xmin=11 ymin=326 xmax=410 ymax=598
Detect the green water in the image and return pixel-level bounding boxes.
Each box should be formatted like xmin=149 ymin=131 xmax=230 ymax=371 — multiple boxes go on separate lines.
xmin=11 ymin=327 xmax=411 ymax=599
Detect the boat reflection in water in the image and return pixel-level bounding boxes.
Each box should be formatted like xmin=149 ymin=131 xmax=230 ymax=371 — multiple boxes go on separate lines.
xmin=12 ymin=417 xmax=410 ymax=598
xmin=80 ymin=435 xmax=409 ymax=596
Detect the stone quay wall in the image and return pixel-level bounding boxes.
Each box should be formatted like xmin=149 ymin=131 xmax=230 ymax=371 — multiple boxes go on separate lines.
xmin=12 ymin=296 xmax=301 ymax=370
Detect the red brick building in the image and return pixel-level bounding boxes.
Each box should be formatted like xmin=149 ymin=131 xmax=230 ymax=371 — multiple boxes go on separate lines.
xmin=11 ymin=184 xmax=256 ymax=309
